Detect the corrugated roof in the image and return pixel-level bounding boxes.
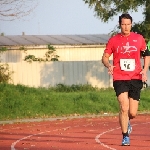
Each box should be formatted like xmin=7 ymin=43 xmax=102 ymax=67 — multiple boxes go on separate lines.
xmin=0 ymin=34 xmax=110 ymax=46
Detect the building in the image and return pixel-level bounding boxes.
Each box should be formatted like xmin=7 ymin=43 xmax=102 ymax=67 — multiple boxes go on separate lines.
xmin=0 ymin=34 xmax=149 ymax=88
xmin=0 ymin=34 xmax=111 ymax=62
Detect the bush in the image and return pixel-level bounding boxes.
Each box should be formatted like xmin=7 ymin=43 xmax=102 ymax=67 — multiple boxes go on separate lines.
xmin=0 ymin=63 xmax=13 ymax=83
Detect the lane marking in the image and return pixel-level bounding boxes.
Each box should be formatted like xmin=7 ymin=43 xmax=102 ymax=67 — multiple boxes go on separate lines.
xmin=4 ymin=119 xmax=150 ymax=150
xmin=10 ymin=122 xmax=93 ymax=150
xmin=95 ymin=122 xmax=150 ymax=150
xmin=95 ymin=127 xmax=120 ymax=150
xmin=11 ymin=126 xmax=71 ymax=150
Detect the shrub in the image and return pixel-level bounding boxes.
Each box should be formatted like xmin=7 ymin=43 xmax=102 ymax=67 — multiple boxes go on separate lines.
xmin=0 ymin=63 xmax=13 ymax=83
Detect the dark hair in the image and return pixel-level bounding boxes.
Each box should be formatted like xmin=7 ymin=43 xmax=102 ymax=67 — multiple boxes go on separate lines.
xmin=119 ymin=13 xmax=132 ymax=25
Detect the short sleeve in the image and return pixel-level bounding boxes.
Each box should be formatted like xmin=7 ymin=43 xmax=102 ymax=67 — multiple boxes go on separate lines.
xmin=104 ymin=37 xmax=113 ymax=55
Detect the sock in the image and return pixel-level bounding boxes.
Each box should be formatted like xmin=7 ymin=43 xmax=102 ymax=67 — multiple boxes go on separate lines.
xmin=122 ymin=131 xmax=129 ymax=138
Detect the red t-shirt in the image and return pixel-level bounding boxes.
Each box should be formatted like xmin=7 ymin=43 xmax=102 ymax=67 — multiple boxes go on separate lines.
xmin=104 ymin=32 xmax=146 ymax=81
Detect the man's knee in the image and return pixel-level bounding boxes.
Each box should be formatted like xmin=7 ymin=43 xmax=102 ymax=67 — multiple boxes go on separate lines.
xmin=120 ymin=107 xmax=129 ymax=115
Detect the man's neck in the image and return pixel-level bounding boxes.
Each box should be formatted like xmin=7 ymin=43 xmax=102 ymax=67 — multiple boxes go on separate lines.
xmin=121 ymin=32 xmax=131 ymax=37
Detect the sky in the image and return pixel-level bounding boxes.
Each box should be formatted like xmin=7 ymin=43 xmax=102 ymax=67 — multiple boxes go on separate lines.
xmin=0 ymin=0 xmax=145 ymax=36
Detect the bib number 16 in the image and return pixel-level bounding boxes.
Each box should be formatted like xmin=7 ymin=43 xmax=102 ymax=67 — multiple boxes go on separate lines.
xmin=120 ymin=59 xmax=135 ymax=71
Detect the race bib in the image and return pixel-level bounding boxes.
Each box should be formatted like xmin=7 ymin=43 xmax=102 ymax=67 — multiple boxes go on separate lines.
xmin=120 ymin=59 xmax=135 ymax=71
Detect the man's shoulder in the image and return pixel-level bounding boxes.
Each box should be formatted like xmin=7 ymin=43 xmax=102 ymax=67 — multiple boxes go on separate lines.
xmin=131 ymin=32 xmax=143 ymax=39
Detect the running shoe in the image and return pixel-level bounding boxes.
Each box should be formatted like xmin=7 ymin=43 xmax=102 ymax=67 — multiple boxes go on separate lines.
xmin=122 ymin=136 xmax=130 ymax=146
xmin=128 ymin=121 xmax=132 ymax=135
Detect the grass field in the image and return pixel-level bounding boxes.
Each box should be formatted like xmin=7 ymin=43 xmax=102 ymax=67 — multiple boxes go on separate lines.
xmin=0 ymin=83 xmax=150 ymax=121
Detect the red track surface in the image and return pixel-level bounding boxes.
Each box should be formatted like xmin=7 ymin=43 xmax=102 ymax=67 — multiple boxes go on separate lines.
xmin=0 ymin=114 xmax=150 ymax=150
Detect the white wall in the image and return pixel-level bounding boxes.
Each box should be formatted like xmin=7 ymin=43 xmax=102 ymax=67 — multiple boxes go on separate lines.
xmin=1 ymin=59 xmax=150 ymax=88
xmin=3 ymin=61 xmax=113 ymax=88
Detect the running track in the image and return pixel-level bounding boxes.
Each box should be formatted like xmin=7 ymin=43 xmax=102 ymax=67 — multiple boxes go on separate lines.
xmin=0 ymin=114 xmax=150 ymax=150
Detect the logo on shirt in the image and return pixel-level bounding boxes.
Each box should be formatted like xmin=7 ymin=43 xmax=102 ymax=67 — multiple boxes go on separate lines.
xmin=120 ymin=42 xmax=137 ymax=54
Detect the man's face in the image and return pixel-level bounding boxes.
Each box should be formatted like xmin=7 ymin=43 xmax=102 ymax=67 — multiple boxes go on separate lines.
xmin=120 ymin=18 xmax=132 ymax=36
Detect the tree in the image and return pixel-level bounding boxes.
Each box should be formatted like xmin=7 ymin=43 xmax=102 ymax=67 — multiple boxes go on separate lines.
xmin=83 ymin=0 xmax=150 ymax=41
xmin=0 ymin=0 xmax=38 ymax=21
xmin=0 ymin=47 xmax=13 ymax=83
xmin=22 ymin=44 xmax=59 ymax=63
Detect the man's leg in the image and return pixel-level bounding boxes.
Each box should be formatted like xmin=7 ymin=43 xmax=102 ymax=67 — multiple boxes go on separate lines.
xmin=127 ymin=98 xmax=139 ymax=135
xmin=128 ymin=79 xmax=142 ymax=119
xmin=113 ymin=80 xmax=130 ymax=145
xmin=129 ymin=97 xmax=139 ymax=119
xmin=117 ymin=92 xmax=129 ymax=134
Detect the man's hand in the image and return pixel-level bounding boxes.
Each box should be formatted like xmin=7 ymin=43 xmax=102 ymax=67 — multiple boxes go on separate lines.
xmin=140 ymin=70 xmax=147 ymax=82
xmin=108 ymin=65 xmax=116 ymax=75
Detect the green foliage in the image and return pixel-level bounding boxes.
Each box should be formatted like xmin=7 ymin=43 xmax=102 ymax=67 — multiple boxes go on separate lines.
xmin=0 ymin=47 xmax=13 ymax=83
xmin=138 ymin=87 xmax=150 ymax=111
xmin=23 ymin=44 xmax=59 ymax=63
xmin=45 ymin=44 xmax=59 ymax=61
xmin=24 ymin=55 xmax=45 ymax=62
xmin=53 ymin=84 xmax=98 ymax=92
xmin=19 ymin=46 xmax=27 ymax=52
xmin=24 ymin=55 xmax=35 ymax=60
xmin=83 ymin=0 xmax=142 ymax=22
xmin=109 ymin=21 xmax=150 ymax=42
xmin=48 ymin=44 xmax=55 ymax=50
xmin=0 ymin=83 xmax=118 ymax=120
xmin=83 ymin=0 xmax=150 ymax=39
xmin=0 ymin=46 xmax=7 ymax=52
xmin=0 ymin=46 xmax=7 ymax=62
xmin=0 ymin=83 xmax=149 ymax=121
xmin=0 ymin=64 xmax=14 ymax=83
xmin=132 ymin=21 xmax=150 ymax=42
xmin=147 ymin=41 xmax=150 ymax=51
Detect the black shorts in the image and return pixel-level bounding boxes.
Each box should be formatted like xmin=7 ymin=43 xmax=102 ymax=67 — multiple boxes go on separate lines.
xmin=113 ymin=79 xmax=143 ymax=101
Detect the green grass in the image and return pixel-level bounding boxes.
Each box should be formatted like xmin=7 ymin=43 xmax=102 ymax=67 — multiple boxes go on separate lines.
xmin=0 ymin=83 xmax=150 ymax=121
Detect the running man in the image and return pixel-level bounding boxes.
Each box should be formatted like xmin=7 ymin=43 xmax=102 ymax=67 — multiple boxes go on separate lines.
xmin=102 ymin=13 xmax=150 ymax=146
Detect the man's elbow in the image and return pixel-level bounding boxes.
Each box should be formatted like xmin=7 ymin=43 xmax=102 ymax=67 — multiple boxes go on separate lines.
xmin=101 ymin=55 xmax=105 ymax=64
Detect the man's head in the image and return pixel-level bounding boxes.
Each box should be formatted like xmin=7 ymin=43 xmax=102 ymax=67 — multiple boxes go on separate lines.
xmin=119 ymin=13 xmax=132 ymax=36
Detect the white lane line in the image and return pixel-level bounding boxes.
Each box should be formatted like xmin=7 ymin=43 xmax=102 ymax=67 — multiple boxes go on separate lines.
xmin=11 ymin=126 xmax=70 ymax=150
xmin=95 ymin=127 xmax=120 ymax=150
xmin=95 ymin=122 xmax=150 ymax=150
xmin=10 ymin=122 xmax=93 ymax=150
xmin=10 ymin=120 xmax=150 ymax=150
xmin=11 ymin=131 xmax=45 ymax=150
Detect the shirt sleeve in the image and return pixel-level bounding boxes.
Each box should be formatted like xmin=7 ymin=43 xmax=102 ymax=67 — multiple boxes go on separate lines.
xmin=104 ymin=37 xmax=113 ymax=55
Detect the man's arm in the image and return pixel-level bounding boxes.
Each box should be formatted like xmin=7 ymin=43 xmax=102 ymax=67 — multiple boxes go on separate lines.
xmin=140 ymin=47 xmax=150 ymax=82
xmin=102 ymin=53 xmax=114 ymax=75
xmin=141 ymin=45 xmax=150 ymax=72
xmin=102 ymin=53 xmax=111 ymax=68
xmin=143 ymin=56 xmax=150 ymax=72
